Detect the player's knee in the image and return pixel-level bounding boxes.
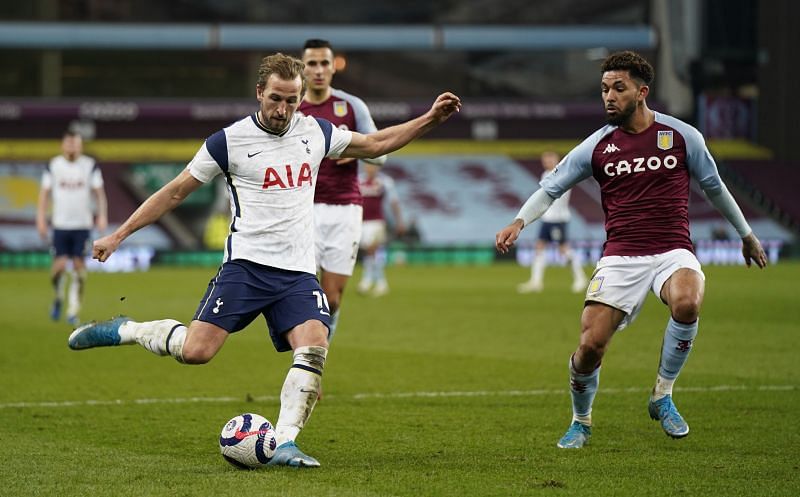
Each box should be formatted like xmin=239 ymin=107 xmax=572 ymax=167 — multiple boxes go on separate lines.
xmin=575 ymin=342 xmax=604 ymax=371
xmin=670 ymin=296 xmax=701 ymax=323
xmin=180 ymin=341 xmax=217 ymax=364
xmin=287 ymin=320 xmax=329 ymax=349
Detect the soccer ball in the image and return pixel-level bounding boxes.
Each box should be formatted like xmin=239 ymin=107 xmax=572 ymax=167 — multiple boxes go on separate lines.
xmin=219 ymin=413 xmax=277 ymax=469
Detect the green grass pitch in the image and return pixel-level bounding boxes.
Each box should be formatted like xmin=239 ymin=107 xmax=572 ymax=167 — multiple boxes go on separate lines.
xmin=1 ymin=262 xmax=797 ymax=496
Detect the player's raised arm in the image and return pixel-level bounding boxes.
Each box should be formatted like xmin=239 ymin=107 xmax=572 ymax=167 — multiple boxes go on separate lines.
xmin=341 ymin=92 xmax=460 ymax=159
xmin=93 ymin=169 xmax=203 ymax=262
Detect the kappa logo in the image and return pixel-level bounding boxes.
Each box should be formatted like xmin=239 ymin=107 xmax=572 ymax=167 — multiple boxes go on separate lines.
xmin=212 ymin=298 xmax=224 ymax=314
xmin=603 ymin=143 xmax=621 ymax=154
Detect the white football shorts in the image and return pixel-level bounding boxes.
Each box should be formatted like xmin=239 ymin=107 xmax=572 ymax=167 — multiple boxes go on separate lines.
xmin=360 ymin=220 xmax=388 ymax=249
xmin=314 ymin=203 xmax=363 ymax=276
xmin=585 ymin=248 xmax=705 ymax=331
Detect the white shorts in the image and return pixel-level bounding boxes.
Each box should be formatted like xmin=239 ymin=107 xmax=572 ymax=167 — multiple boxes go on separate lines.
xmin=585 ymin=248 xmax=705 ymax=331
xmin=360 ymin=220 xmax=388 ymax=248
xmin=314 ymin=203 xmax=363 ymax=276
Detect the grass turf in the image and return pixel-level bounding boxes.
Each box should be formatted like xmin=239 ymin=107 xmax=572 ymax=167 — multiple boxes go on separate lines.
xmin=0 ymin=262 xmax=797 ymax=496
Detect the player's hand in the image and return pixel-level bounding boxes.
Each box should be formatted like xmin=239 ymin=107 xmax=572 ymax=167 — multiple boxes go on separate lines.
xmin=92 ymin=234 xmax=121 ymax=262
xmin=430 ymin=92 xmax=461 ymax=123
xmin=96 ymin=214 xmax=108 ymax=234
xmin=36 ymin=221 xmax=48 ymax=241
xmin=741 ymin=232 xmax=767 ymax=268
xmin=335 ymin=157 xmax=356 ymax=166
xmin=495 ymin=219 xmax=524 ymax=254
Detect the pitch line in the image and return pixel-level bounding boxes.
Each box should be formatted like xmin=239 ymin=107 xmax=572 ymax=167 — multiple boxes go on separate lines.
xmin=0 ymin=384 xmax=795 ymax=410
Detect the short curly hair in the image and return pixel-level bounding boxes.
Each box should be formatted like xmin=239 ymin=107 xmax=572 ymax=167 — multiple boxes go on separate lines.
xmin=601 ymin=51 xmax=654 ymax=85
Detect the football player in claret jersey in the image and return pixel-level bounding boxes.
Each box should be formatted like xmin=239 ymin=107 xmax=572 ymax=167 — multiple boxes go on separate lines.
xmin=356 ymin=163 xmax=405 ymax=297
xmin=36 ymin=131 xmax=108 ymax=326
xmin=496 ymin=51 xmax=767 ymax=449
xmin=298 ymin=39 xmax=387 ymax=339
xmin=68 ymin=52 xmax=461 ymax=467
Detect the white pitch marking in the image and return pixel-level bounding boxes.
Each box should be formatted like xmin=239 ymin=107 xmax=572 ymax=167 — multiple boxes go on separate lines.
xmin=0 ymin=385 xmax=794 ymax=410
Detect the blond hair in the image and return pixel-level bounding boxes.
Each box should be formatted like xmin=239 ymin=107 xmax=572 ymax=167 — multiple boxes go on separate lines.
xmin=256 ymin=53 xmax=307 ymax=93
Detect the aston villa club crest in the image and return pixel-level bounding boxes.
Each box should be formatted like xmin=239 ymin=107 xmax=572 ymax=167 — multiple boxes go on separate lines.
xmin=657 ymin=130 xmax=674 ymax=150
xmin=333 ymin=101 xmax=348 ymax=117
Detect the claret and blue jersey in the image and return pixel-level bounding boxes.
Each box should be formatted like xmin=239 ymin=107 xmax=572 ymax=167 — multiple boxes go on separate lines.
xmin=541 ymin=112 xmax=726 ymax=257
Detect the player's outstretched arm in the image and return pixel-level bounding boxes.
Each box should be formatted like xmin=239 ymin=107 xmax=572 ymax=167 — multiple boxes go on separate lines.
xmin=741 ymin=232 xmax=768 ymax=268
xmin=93 ymin=169 xmax=203 ymax=262
xmin=495 ymin=219 xmax=524 ymax=254
xmin=342 ymin=92 xmax=461 ymax=159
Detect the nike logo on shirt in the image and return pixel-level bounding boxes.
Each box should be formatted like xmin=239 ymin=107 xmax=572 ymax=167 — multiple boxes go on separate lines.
xmin=247 ymin=151 xmax=263 ymax=158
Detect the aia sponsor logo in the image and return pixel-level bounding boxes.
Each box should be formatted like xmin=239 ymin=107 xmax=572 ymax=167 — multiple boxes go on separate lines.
xmin=58 ymin=179 xmax=86 ymax=189
xmin=262 ymin=163 xmax=312 ymax=189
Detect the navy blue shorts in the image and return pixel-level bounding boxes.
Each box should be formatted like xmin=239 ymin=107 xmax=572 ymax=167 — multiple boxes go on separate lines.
xmin=538 ymin=222 xmax=568 ymax=243
xmin=52 ymin=229 xmax=90 ymax=257
xmin=193 ymin=260 xmax=331 ymax=352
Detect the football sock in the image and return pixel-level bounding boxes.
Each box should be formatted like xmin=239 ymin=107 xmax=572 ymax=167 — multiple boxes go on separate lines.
xmin=275 ymin=346 xmax=327 ymax=445
xmin=531 ymin=251 xmax=546 ymax=287
xmin=52 ymin=271 xmax=66 ymax=301
xmin=119 ymin=319 xmax=187 ymax=361
xmin=653 ymin=317 xmax=698 ymax=399
xmin=653 ymin=375 xmax=676 ymax=400
xmin=569 ymin=355 xmax=600 ymax=426
xmin=372 ymin=249 xmax=386 ymax=284
xmin=327 ymin=310 xmax=339 ymax=342
xmin=566 ymin=249 xmax=585 ymax=283
xmin=66 ymin=270 xmax=85 ymax=317
xmin=361 ymin=255 xmax=375 ymax=287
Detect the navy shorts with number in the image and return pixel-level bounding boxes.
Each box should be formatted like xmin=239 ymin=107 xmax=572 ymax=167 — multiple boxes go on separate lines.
xmin=538 ymin=222 xmax=568 ymax=243
xmin=52 ymin=229 xmax=90 ymax=257
xmin=193 ymin=259 xmax=331 ymax=352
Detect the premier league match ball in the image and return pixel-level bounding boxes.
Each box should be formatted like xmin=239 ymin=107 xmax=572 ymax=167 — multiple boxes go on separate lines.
xmin=219 ymin=413 xmax=277 ymax=469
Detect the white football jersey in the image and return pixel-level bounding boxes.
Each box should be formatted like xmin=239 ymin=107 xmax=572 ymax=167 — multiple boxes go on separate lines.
xmin=41 ymin=154 xmax=103 ymax=230
xmin=540 ymin=169 xmax=572 ymax=223
xmin=188 ymin=112 xmax=352 ymax=274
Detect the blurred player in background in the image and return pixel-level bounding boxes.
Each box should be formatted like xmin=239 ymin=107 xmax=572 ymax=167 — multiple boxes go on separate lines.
xmin=496 ymin=51 xmax=767 ymax=449
xmin=357 ymin=163 xmax=405 ymax=297
xmin=36 ymin=130 xmax=107 ymax=326
xmin=517 ymin=150 xmax=588 ymax=294
xmin=299 ymin=39 xmax=387 ymax=338
xmin=68 ymin=52 xmax=461 ymax=467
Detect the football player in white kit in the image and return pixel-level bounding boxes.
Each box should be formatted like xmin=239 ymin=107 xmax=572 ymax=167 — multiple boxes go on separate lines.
xmin=517 ymin=151 xmax=587 ymax=294
xmin=36 ymin=131 xmax=108 ymax=326
xmin=68 ymin=53 xmax=461 ymax=467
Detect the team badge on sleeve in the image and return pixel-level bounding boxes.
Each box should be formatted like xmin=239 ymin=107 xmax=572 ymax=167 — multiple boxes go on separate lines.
xmin=333 ymin=101 xmax=348 ymax=117
xmin=657 ymin=130 xmax=674 ymax=150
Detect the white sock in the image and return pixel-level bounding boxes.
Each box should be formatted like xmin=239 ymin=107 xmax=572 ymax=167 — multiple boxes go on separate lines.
xmin=119 ymin=319 xmax=187 ymax=361
xmin=652 ymin=374 xmax=676 ymax=400
xmin=566 ymin=249 xmax=586 ymax=283
xmin=327 ymin=310 xmax=339 ymax=342
xmin=573 ymin=413 xmax=592 ymax=427
xmin=532 ymin=251 xmax=546 ymax=286
xmin=53 ymin=272 xmax=66 ymax=301
xmin=274 ymin=346 xmax=327 ymax=446
xmin=66 ymin=270 xmax=85 ymax=317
